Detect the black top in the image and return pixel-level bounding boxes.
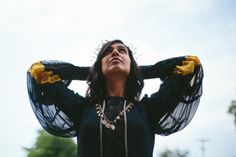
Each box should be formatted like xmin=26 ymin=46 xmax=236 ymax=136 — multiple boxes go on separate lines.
xmin=26 ymin=56 xmax=204 ymax=157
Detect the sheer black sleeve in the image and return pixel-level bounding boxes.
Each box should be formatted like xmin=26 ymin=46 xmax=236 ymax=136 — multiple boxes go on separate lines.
xmin=27 ymin=60 xmax=88 ymax=137
xmin=42 ymin=60 xmax=90 ymax=81
xmin=140 ymin=56 xmax=203 ymax=136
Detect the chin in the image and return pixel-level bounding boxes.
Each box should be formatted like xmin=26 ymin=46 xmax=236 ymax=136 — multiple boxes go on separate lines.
xmin=112 ymin=66 xmax=130 ymax=73
xmin=104 ymin=68 xmax=130 ymax=77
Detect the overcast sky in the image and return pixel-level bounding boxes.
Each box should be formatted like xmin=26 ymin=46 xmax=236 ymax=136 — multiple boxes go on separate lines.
xmin=0 ymin=0 xmax=236 ymax=157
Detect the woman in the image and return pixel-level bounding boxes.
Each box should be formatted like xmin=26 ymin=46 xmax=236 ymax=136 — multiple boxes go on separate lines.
xmin=27 ymin=39 xmax=203 ymax=157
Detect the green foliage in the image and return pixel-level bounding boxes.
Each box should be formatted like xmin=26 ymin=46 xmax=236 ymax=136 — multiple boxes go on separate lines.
xmin=25 ymin=130 xmax=77 ymax=157
xmin=159 ymin=148 xmax=189 ymax=157
xmin=228 ymin=100 xmax=236 ymax=126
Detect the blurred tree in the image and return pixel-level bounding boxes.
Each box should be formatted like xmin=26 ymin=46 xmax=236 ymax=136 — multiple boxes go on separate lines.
xmin=24 ymin=130 xmax=77 ymax=157
xmin=159 ymin=148 xmax=189 ymax=157
xmin=228 ymin=100 xmax=236 ymax=127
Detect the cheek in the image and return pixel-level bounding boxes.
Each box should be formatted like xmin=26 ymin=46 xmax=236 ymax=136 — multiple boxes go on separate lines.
xmin=126 ymin=58 xmax=131 ymax=71
xmin=101 ymin=57 xmax=108 ymax=74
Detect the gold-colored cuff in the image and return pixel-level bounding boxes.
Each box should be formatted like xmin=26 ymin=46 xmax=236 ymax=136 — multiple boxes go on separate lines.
xmin=174 ymin=56 xmax=201 ymax=76
xmin=185 ymin=56 xmax=201 ymax=65
xmin=28 ymin=61 xmax=61 ymax=84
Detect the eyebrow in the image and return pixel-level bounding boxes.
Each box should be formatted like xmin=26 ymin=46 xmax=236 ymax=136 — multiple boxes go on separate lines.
xmin=111 ymin=45 xmax=128 ymax=50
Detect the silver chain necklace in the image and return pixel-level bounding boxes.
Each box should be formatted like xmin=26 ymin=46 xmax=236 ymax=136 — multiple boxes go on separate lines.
xmin=96 ymin=100 xmax=133 ymax=130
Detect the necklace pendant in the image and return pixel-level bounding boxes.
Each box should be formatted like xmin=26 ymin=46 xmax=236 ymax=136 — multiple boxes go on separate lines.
xmin=105 ymin=123 xmax=111 ymax=128
xmin=101 ymin=118 xmax=107 ymax=125
xmin=110 ymin=124 xmax=115 ymax=130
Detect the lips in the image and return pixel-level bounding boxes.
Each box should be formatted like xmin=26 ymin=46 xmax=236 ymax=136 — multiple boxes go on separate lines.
xmin=109 ymin=57 xmax=122 ymax=63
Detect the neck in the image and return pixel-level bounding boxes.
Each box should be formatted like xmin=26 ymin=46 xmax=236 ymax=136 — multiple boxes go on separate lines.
xmin=105 ymin=77 xmax=126 ymax=97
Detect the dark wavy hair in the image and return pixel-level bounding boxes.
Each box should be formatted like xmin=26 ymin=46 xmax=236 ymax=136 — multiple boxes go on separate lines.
xmin=86 ymin=39 xmax=144 ymax=105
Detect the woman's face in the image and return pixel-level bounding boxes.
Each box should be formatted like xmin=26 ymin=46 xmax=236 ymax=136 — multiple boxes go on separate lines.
xmin=101 ymin=42 xmax=131 ymax=79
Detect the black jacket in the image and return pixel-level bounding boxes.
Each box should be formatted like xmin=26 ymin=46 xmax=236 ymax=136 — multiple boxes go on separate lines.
xmin=26 ymin=56 xmax=203 ymax=157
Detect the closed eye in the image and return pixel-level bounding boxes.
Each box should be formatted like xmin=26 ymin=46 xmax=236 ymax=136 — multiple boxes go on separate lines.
xmin=119 ymin=48 xmax=128 ymax=54
xmin=104 ymin=48 xmax=112 ymax=56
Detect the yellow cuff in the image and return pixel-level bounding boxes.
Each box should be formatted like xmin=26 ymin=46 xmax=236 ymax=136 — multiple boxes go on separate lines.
xmin=185 ymin=56 xmax=201 ymax=65
xmin=28 ymin=61 xmax=61 ymax=84
xmin=174 ymin=56 xmax=201 ymax=76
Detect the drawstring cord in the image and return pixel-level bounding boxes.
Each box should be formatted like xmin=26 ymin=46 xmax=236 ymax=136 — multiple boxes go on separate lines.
xmin=99 ymin=100 xmax=105 ymax=157
xmin=124 ymin=100 xmax=128 ymax=157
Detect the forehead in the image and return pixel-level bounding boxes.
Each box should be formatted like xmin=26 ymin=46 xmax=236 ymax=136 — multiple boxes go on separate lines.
xmin=110 ymin=42 xmax=127 ymax=49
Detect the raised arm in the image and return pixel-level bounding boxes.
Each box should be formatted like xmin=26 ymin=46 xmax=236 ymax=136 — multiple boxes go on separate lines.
xmin=27 ymin=60 xmax=89 ymax=137
xmin=140 ymin=56 xmax=203 ymax=135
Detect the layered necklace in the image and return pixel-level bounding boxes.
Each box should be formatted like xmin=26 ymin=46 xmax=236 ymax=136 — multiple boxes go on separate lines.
xmin=96 ymin=100 xmax=133 ymax=130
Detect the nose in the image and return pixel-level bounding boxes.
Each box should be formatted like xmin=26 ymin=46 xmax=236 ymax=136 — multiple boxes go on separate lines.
xmin=111 ymin=49 xmax=119 ymax=56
